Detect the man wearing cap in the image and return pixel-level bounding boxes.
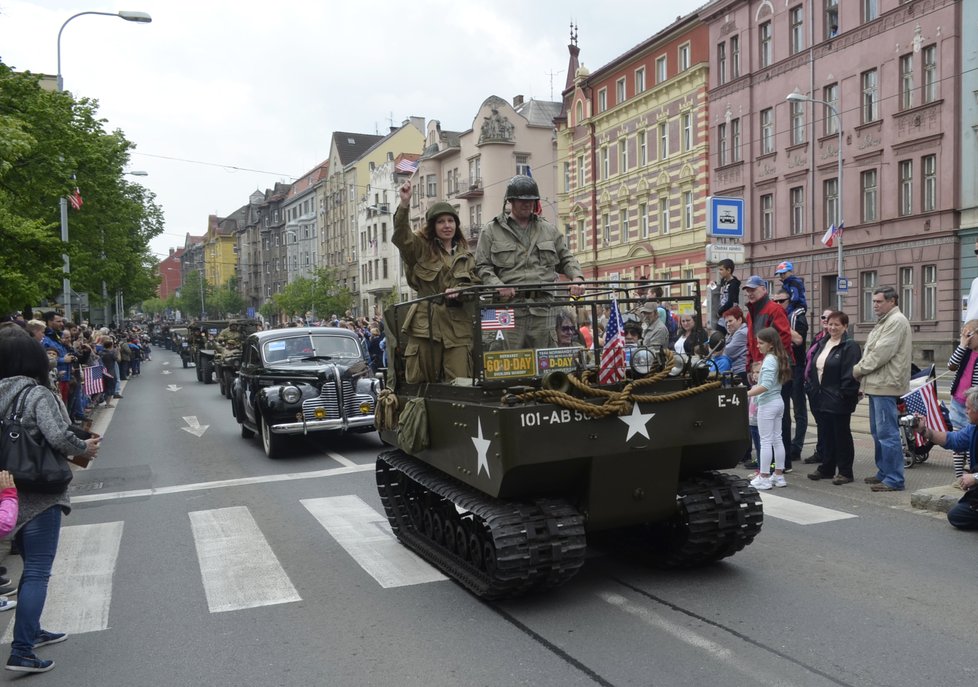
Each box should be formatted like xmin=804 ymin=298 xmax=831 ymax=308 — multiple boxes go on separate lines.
xmin=639 ymin=302 xmax=669 ymax=350
xmin=774 ymin=261 xmax=808 ymax=317
xmin=742 ymin=276 xmax=795 ymax=468
xmin=476 ymin=174 xmax=585 ymax=349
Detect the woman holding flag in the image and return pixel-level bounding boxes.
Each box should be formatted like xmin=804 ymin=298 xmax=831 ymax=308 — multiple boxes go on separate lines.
xmin=946 ymin=319 xmax=978 ymax=481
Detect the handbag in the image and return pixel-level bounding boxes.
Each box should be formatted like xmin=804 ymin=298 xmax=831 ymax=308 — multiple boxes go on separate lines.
xmin=0 ymin=385 xmax=74 ymax=493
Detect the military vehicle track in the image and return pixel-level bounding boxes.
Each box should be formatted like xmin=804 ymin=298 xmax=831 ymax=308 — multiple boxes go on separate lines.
xmin=377 ymin=449 xmax=587 ymax=600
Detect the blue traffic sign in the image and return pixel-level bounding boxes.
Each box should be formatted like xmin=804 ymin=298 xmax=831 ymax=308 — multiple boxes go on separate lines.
xmin=707 ymin=196 xmax=745 ymax=238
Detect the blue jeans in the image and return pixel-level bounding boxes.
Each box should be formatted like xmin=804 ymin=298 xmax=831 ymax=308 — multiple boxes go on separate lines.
xmin=868 ymin=395 xmax=905 ymax=489
xmin=11 ymin=506 xmax=62 ymax=657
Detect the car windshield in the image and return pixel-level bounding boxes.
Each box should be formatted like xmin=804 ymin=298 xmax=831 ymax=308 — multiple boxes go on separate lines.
xmin=262 ymin=334 xmax=362 ymax=363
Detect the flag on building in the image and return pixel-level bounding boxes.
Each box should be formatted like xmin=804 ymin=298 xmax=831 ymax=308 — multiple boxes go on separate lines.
xmin=599 ymin=297 xmax=626 ymax=384
xmin=481 ymin=308 xmax=516 ymax=331
xmin=69 ymin=187 xmax=84 ymax=211
xmin=820 ymin=221 xmax=844 ymax=248
xmin=901 ymin=367 xmax=947 ymax=446
xmin=395 ymin=158 xmax=419 ymax=174
xmin=82 ymin=364 xmax=104 ymax=396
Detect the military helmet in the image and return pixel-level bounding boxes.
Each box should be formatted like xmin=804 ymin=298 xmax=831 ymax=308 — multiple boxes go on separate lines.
xmin=504 ymin=174 xmax=540 ymax=201
xmin=425 ymin=202 xmax=461 ymax=231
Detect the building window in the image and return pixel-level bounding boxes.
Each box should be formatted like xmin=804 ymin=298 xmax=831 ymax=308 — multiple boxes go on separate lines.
xmin=759 ymin=21 xmax=772 ymax=68
xmin=515 ymin=153 xmax=530 ymax=176
xmin=760 ymin=194 xmax=774 ymax=239
xmin=922 ymin=264 xmax=937 ymax=320
xmin=861 ymin=169 xmax=878 ymax=222
xmin=619 ymin=141 xmax=627 ymax=175
xmin=861 ymin=271 xmax=878 ymax=322
xmin=659 ymin=198 xmax=670 ymax=234
xmin=659 ymin=122 xmax=669 ymax=160
xmin=790 ymin=186 xmax=805 ymax=235
xmin=563 ymin=161 xmax=571 ymax=192
xmin=861 ymin=69 xmax=879 ymax=123
xmin=639 ymin=203 xmax=649 ymax=238
xmin=922 ymin=154 xmax=936 ymax=212
xmin=825 ymin=0 xmax=839 ymax=39
xmin=717 ymin=123 xmax=728 ymax=166
xmin=635 ymin=67 xmax=646 ymax=94
xmin=679 ymin=43 xmax=690 ymax=71
xmin=899 ymin=266 xmax=914 ymax=320
xmin=602 ymin=213 xmax=611 ymax=244
xmin=731 ymin=118 xmax=741 ymax=161
xmin=616 ymin=77 xmax=626 ymax=104
xmin=577 ymin=154 xmax=585 ymax=187
xmin=760 ymin=108 xmax=775 ymax=154
xmin=900 ymin=53 xmax=914 ymax=110
xmin=824 ymin=177 xmax=839 ymax=227
xmin=638 ymin=130 xmax=647 ymax=166
xmin=790 ymin=100 xmax=805 ymax=145
xmin=789 ymin=6 xmax=805 ymax=54
xmin=717 ymin=42 xmax=727 ymax=85
xmin=575 ymin=101 xmax=583 ymax=124
xmin=383 ymin=258 xmax=389 ymax=279
xmin=426 ymin=175 xmax=437 ymax=197
xmin=923 ymin=45 xmax=937 ymax=103
xmin=598 ymin=88 xmax=607 ymax=113
xmin=899 ymin=160 xmax=913 ymax=216
xmin=577 ymin=219 xmax=586 ymax=249
xmin=620 ymin=209 xmax=629 ymax=243
xmin=863 ymin=0 xmax=878 ymax=22
xmin=823 ymin=83 xmax=839 ymax=134
xmin=681 ymin=113 xmax=692 ymax=151
xmin=683 ymin=191 xmax=693 ymax=230
xmin=469 ymin=156 xmax=481 ymax=184
xmin=601 ymin=146 xmax=610 ymax=179
xmin=656 ymin=55 xmax=667 ymax=83
xmin=730 ymin=34 xmax=740 ymax=78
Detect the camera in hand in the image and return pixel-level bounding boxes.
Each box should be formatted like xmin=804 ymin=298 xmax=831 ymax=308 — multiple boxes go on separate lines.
xmin=898 ymin=414 xmax=919 ymax=429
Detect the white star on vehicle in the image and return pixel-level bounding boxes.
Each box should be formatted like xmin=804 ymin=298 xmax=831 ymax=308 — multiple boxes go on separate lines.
xmin=472 ymin=417 xmax=492 ymax=479
xmin=619 ymin=403 xmax=655 ymax=441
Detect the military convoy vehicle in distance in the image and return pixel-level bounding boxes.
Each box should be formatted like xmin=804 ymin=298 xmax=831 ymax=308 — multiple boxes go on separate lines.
xmin=213 ymin=319 xmax=261 ymax=398
xmin=169 ymin=327 xmax=190 ymax=366
xmin=376 ymin=279 xmax=762 ymax=600
xmin=187 ymin=320 xmax=230 ymax=384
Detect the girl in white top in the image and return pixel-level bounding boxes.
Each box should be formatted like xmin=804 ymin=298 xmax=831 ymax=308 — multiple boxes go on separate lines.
xmin=746 ymin=327 xmax=794 ymax=490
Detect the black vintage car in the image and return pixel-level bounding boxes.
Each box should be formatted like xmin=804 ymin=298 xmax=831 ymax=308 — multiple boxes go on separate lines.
xmin=230 ymin=327 xmax=381 ymax=458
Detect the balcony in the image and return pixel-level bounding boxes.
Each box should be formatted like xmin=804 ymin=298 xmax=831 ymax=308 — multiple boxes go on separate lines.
xmin=457 ymin=177 xmax=483 ymax=199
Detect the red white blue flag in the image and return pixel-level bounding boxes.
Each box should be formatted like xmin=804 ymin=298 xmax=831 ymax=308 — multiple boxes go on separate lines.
xmin=82 ymin=364 xmax=104 ymax=396
xmin=821 ymin=221 xmax=844 ymax=248
xmin=901 ymin=366 xmax=947 ymax=446
xmin=481 ymin=308 xmax=516 ymax=331
xmin=599 ymin=297 xmax=626 ymax=384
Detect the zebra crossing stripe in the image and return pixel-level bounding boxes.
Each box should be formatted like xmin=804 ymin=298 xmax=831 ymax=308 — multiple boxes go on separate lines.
xmin=189 ymin=506 xmax=301 ymax=613
xmin=1 ymin=521 xmax=124 ymax=644
xmin=301 ymin=495 xmax=446 ymax=588
xmin=759 ymin=492 xmax=858 ymax=524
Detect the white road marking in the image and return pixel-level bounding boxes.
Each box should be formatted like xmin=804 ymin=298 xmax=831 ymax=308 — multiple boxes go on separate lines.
xmin=189 ymin=506 xmax=301 ymax=613
xmin=180 ymin=415 xmax=209 ymax=437
xmin=759 ymin=492 xmax=858 ymax=525
xmin=72 ymin=462 xmax=375 ymax=504
xmin=166 ymin=384 xmax=182 ymax=391
xmin=302 ymin=495 xmax=446 ymax=588
xmin=161 ymin=370 xmax=172 ymax=375
xmin=325 ymin=451 xmax=356 ymax=468
xmin=1 ymin=522 xmax=124 ymax=643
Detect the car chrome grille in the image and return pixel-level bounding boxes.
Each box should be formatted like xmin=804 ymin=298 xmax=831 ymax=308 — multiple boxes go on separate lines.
xmin=301 ymin=380 xmax=375 ymax=421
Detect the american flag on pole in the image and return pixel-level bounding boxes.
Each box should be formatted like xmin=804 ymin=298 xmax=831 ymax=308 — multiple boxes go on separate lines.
xmin=395 ymin=158 xmax=419 ymax=174
xmin=69 ymin=187 xmax=83 ymax=211
xmin=821 ymin=221 xmax=843 ymax=248
xmin=82 ymin=364 xmax=104 ymax=395
xmin=901 ymin=367 xmax=947 ymax=446
xmin=481 ymin=308 xmax=516 ymax=330
xmin=599 ymin=297 xmax=626 ymax=384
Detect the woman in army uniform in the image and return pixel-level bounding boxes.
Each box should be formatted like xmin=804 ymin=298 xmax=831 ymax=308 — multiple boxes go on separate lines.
xmin=393 ymin=180 xmax=480 ymax=383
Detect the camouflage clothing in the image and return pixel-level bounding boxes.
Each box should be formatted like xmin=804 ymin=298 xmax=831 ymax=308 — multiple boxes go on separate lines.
xmin=475 ymin=211 xmax=584 ymax=349
xmin=216 ymin=327 xmax=242 ymax=349
xmin=393 ymin=206 xmax=480 ymax=383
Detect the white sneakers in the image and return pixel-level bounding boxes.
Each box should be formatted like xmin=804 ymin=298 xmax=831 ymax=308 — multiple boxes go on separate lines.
xmin=750 ymin=473 xmax=787 ymax=491
xmin=0 ymin=596 xmax=16 ymax=612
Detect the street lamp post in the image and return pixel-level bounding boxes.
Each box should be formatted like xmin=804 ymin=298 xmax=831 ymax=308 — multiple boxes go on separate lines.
xmin=786 ymin=91 xmax=844 ymax=310
xmin=56 ymin=9 xmax=151 ymax=322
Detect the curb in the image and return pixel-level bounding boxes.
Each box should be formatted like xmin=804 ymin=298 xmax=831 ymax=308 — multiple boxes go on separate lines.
xmin=910 ymin=485 xmax=962 ymax=514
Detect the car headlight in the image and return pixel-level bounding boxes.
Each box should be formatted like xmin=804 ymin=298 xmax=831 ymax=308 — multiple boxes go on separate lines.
xmin=630 ymin=347 xmax=656 ymax=375
xmin=281 ymin=385 xmax=301 ymax=404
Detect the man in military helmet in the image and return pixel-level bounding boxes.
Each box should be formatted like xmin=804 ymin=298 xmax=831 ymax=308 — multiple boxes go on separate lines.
xmin=475 ymin=174 xmax=585 ymax=349
xmin=216 ymin=321 xmax=242 ymax=349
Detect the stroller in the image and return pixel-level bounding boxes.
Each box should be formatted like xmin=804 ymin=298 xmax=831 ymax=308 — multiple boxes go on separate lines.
xmin=897 ymin=364 xmax=951 ymax=469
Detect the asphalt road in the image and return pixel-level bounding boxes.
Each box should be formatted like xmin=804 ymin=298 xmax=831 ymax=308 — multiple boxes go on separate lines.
xmin=2 ymin=347 xmax=975 ymax=687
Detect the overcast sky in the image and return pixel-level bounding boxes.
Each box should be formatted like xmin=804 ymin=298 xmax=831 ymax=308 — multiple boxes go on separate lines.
xmin=1 ymin=0 xmax=705 ymax=262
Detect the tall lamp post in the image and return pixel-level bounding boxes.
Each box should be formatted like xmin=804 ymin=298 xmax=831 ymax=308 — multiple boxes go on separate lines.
xmin=56 ymin=9 xmax=152 ymax=322
xmin=786 ymin=91 xmax=844 ymax=310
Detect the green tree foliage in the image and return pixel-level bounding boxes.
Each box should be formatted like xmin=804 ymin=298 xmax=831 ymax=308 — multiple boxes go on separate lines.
xmin=0 ymin=62 xmax=164 ymax=316
xmin=177 ymin=270 xmax=209 ymax=320
xmin=270 ymin=268 xmax=353 ymax=322
xmin=211 ymin=276 xmax=244 ymax=318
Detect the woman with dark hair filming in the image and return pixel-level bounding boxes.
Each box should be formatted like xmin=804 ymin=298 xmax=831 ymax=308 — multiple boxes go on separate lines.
xmin=393 ymin=180 xmax=480 ymax=383
xmin=0 ymin=327 xmax=100 ymax=673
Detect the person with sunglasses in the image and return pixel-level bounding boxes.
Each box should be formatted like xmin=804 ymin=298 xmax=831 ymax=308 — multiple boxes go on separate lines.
xmin=774 ymin=288 xmax=809 ymax=467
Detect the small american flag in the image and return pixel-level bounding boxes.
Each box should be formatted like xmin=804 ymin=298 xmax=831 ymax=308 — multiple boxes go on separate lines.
xmin=599 ymin=297 xmax=626 ymax=384
xmin=481 ymin=308 xmax=516 ymax=331
xmin=82 ymin=364 xmax=104 ymax=395
xmin=902 ymin=371 xmax=947 ymax=446
xmin=69 ymin=187 xmax=83 ymax=211
xmin=395 ymin=158 xmax=419 ymax=174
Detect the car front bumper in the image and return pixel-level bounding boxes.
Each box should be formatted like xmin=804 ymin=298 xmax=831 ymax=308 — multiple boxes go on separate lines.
xmin=268 ymin=414 xmax=375 ymax=435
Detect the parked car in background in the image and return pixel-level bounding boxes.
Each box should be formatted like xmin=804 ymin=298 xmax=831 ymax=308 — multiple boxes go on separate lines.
xmin=231 ymin=327 xmax=381 ymax=458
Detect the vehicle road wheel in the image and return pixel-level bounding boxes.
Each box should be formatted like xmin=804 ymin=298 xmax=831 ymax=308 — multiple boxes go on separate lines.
xmin=201 ymin=358 xmax=214 ymax=384
xmin=183 ymin=358 xmax=188 ymax=369
xmin=195 ymin=360 xmax=203 ymax=381
xmin=260 ymin=413 xmax=284 ymax=458
xmin=241 ymin=421 xmax=255 ymax=439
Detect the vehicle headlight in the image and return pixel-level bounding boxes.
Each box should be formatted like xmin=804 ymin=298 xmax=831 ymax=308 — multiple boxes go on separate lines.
xmin=281 ymin=385 xmax=301 ymax=404
xmin=359 ymin=401 xmax=372 ymax=414
xmin=630 ymin=347 xmax=655 ymax=375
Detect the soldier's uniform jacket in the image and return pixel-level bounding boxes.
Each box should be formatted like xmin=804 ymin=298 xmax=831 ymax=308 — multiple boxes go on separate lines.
xmin=475 ymin=212 xmax=583 ymax=315
xmin=393 ymin=207 xmax=479 ymax=347
xmin=217 ymin=328 xmax=242 ymax=349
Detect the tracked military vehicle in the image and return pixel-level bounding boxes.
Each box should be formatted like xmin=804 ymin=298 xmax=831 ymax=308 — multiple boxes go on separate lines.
xmin=376 ymin=279 xmax=762 ymax=600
